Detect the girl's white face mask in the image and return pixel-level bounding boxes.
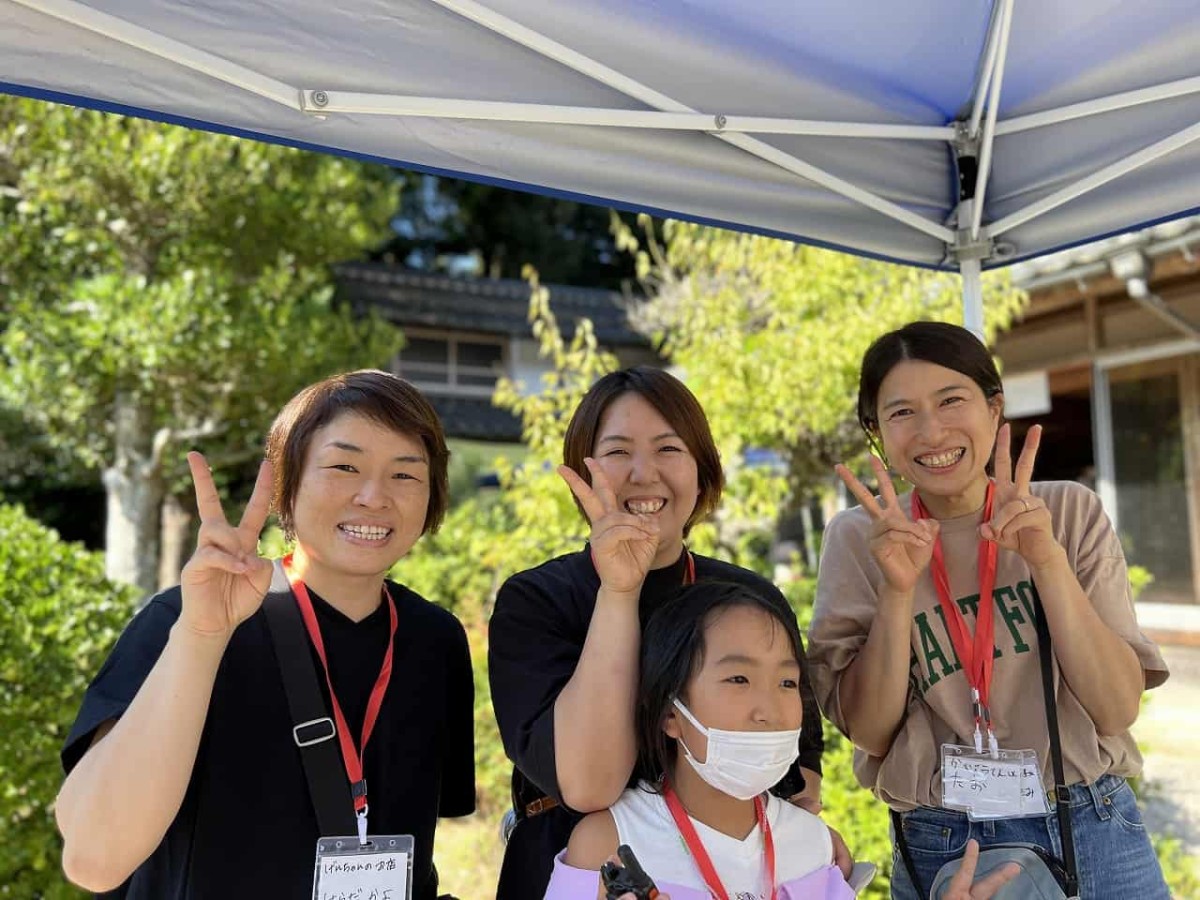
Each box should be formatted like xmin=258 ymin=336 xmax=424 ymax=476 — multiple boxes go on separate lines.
xmin=672 ymin=698 xmax=801 ymax=800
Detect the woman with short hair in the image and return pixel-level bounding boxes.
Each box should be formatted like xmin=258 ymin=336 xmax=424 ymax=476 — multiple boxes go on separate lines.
xmin=57 ymin=370 xmax=475 ymax=899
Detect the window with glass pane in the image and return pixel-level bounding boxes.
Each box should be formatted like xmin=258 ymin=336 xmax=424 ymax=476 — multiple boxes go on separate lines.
xmin=399 ymin=337 xmax=451 ymax=384
xmin=458 ymin=340 xmax=503 ymax=387
xmin=1110 ymin=364 xmax=1194 ymax=604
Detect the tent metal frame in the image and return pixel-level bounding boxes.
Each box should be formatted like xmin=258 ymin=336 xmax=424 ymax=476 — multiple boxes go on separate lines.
xmin=12 ymin=0 xmax=1200 ymax=334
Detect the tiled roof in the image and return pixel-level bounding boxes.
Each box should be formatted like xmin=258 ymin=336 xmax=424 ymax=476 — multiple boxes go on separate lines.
xmin=1011 ymin=216 xmax=1200 ymax=289
xmin=335 ymin=263 xmax=647 ymax=347
xmin=428 ymin=395 xmax=522 ymax=443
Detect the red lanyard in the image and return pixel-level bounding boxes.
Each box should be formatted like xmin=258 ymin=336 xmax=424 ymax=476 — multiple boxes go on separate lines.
xmin=664 ymin=782 xmax=776 ymax=900
xmin=911 ymin=482 xmax=1000 ymax=754
xmin=283 ymin=555 xmax=398 ymax=834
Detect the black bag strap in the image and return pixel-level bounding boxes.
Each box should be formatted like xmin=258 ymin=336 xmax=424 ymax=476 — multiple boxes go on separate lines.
xmin=892 ymin=582 xmax=1080 ymax=899
xmin=891 ymin=807 xmax=924 ymax=896
xmin=1030 ymin=583 xmax=1080 ymax=898
xmin=262 ymin=560 xmax=356 ymax=836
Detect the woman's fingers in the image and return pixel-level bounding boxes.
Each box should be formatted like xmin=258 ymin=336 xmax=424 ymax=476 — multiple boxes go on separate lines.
xmin=970 ymin=862 xmax=1020 ymax=899
xmin=868 ymin=454 xmax=900 ymax=507
xmin=583 ymin=458 xmax=619 ymax=513
xmin=185 ymin=545 xmax=252 ymax=577
xmin=992 ymin=423 xmax=1013 ymax=487
xmin=187 ymin=451 xmax=228 ymax=526
xmin=870 ymin=516 xmax=932 ymax=545
xmin=196 ymin=520 xmax=247 ymax=559
xmin=1014 ymin=424 xmax=1042 ymax=493
xmin=982 ymin=496 xmax=1046 ymax=542
xmin=834 ymin=463 xmax=884 ymax=519
xmin=237 ymin=459 xmax=275 ymax=542
xmin=594 ymin=517 xmax=661 ymax=546
xmin=945 ymin=838 xmax=982 ymax=894
xmin=558 ymin=464 xmax=606 ymax=523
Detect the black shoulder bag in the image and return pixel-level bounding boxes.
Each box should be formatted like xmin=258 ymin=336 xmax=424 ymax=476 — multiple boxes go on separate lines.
xmin=892 ymin=583 xmax=1079 ymax=898
xmin=261 ymin=561 xmax=356 ymax=836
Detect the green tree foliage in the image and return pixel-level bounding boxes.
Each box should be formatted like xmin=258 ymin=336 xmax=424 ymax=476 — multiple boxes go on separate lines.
xmin=377 ymin=175 xmax=642 ymax=288
xmin=0 ymin=504 xmax=138 ymax=898
xmin=615 ymin=216 xmax=1028 ymax=501
xmin=0 ymin=97 xmax=402 ymax=594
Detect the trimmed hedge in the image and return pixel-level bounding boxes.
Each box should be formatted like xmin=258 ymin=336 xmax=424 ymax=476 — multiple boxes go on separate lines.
xmin=0 ymin=504 xmax=137 ymax=897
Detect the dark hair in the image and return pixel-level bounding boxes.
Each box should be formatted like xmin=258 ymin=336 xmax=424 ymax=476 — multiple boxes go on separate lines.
xmin=562 ymin=367 xmax=724 ymax=534
xmin=634 ymin=581 xmax=804 ymax=788
xmin=856 ymin=321 xmax=1003 ymax=458
xmin=265 ymin=370 xmax=450 ymax=538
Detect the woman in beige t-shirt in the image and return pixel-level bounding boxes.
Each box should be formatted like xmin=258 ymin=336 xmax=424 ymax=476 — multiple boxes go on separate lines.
xmin=808 ymin=321 xmax=1170 ymax=900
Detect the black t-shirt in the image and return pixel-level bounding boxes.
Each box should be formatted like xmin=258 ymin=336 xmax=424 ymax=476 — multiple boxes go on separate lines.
xmin=487 ymin=546 xmax=824 ymax=900
xmin=61 ymin=579 xmax=475 ymax=900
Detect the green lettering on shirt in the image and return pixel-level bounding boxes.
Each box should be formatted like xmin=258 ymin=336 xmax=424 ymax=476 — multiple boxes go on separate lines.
xmin=995 ymin=585 xmax=1031 ymax=653
xmin=951 ymin=593 xmax=1003 ymax=659
xmin=915 ymin=610 xmax=957 ymax=686
xmin=909 ymin=649 xmax=929 ymax=696
xmin=930 ymin=604 xmax=966 ymax=671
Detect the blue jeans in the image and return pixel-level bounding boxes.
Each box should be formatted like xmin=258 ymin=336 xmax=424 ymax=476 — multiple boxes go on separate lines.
xmin=889 ymin=775 xmax=1168 ymax=900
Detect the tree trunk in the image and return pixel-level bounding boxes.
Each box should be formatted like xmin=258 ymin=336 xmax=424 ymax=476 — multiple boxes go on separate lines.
xmin=102 ymin=392 xmax=164 ymax=600
xmin=158 ymin=492 xmax=194 ymax=590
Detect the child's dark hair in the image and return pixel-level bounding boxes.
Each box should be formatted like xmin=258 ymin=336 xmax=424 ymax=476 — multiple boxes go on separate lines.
xmin=634 ymin=581 xmax=804 ymax=788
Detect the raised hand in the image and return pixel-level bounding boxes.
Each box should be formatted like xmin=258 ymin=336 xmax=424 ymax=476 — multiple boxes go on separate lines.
xmin=560 ymin=459 xmax=660 ymax=596
xmin=980 ymin=424 xmax=1060 ymax=566
xmin=941 ymin=839 xmax=1020 ymax=900
xmin=835 ymin=456 xmax=938 ymax=595
xmin=178 ymin=452 xmax=275 ymax=638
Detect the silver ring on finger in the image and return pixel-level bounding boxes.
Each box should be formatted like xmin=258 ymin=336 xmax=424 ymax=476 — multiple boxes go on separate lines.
xmin=1020 ymin=497 xmax=1031 ymax=512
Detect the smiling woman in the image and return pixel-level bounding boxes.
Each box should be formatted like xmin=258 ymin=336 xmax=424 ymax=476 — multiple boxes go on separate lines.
xmin=487 ymin=366 xmax=833 ymax=900
xmin=55 ymin=370 xmax=475 ymax=900
xmin=808 ymin=322 xmax=1172 ymax=900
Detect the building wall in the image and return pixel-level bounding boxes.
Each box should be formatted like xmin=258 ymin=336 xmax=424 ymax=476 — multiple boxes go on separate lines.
xmin=995 ymin=271 xmax=1200 ymax=605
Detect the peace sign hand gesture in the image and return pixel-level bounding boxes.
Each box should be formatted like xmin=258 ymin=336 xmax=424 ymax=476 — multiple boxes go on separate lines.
xmin=559 ymin=459 xmax=661 ymax=597
xmin=835 ymin=456 xmax=938 ymax=596
xmin=178 ymin=452 xmax=275 ymax=639
xmin=980 ymin=424 xmax=1061 ymax=566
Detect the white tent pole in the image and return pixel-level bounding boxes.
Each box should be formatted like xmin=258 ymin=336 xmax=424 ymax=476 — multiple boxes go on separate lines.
xmin=988 ymin=117 xmax=1200 ymax=237
xmin=425 ymin=0 xmax=954 ymax=243
xmin=970 ymin=0 xmax=1014 ymax=240
xmin=960 ymin=258 xmax=986 ymax=339
xmin=11 ymin=0 xmax=299 ymax=108
xmin=302 ymin=92 xmax=955 ymax=139
xmin=996 ymin=74 xmax=1200 ymax=136
xmin=967 ymin=0 xmax=1007 ymax=139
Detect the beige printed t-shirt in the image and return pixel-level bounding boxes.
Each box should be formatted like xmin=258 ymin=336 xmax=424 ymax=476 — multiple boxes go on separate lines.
xmin=807 ymin=480 xmax=1169 ymax=811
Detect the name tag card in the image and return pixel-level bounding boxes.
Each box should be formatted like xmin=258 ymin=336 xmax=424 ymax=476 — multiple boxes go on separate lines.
xmin=941 ymin=744 xmax=1050 ymax=821
xmin=312 ymin=835 xmax=413 ymax=900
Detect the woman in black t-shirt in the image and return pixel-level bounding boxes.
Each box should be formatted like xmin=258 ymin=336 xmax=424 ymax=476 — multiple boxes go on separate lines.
xmin=488 ymin=366 xmax=839 ymax=900
xmin=56 ymin=370 xmax=475 ymax=900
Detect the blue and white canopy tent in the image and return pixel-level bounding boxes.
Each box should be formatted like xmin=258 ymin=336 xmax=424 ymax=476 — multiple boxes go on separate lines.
xmin=2 ymin=0 xmax=1199 ymax=332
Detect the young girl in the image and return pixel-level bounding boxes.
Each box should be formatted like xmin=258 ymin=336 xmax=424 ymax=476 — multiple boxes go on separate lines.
xmin=544 ymin=580 xmax=849 ymax=899
xmin=808 ymin=321 xmax=1170 ymax=900
xmin=543 ymin=581 xmax=1017 ymax=900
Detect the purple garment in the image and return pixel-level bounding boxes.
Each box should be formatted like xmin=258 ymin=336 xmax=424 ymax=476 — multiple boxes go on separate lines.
xmin=542 ymin=853 xmax=855 ymax=900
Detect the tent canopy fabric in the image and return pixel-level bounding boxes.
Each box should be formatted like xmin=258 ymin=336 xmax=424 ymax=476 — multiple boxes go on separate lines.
xmin=3 ymin=0 xmax=1200 ymax=284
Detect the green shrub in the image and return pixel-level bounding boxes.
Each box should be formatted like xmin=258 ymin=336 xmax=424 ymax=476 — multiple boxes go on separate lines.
xmin=0 ymin=504 xmax=138 ymax=898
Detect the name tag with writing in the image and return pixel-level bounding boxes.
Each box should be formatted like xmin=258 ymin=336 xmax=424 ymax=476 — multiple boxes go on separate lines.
xmin=941 ymin=744 xmax=1050 ymax=821
xmin=312 ymin=835 xmax=413 ymax=900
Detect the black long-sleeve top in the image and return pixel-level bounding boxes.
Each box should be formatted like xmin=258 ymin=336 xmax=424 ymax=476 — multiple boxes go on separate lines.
xmin=487 ymin=545 xmax=824 ymax=899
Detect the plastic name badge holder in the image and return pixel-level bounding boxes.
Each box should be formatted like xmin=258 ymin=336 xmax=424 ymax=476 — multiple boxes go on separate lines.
xmin=312 ymin=834 xmax=414 ymax=900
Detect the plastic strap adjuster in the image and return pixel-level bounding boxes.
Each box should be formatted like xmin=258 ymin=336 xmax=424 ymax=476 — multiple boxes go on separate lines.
xmin=293 ymin=716 xmax=336 ymax=747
